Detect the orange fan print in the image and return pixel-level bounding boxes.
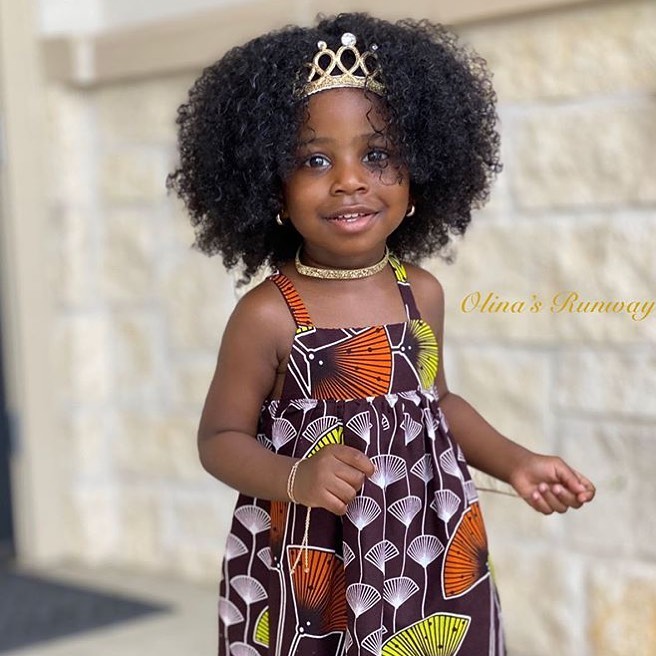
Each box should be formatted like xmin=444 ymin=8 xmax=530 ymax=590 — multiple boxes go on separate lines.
xmin=312 ymin=327 xmax=392 ymax=399
xmin=442 ymin=502 xmax=490 ymax=598
xmin=287 ymin=546 xmax=347 ymax=634
xmin=269 ymin=500 xmax=288 ymax=562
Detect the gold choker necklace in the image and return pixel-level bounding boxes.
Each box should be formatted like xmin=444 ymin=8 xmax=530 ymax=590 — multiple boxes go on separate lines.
xmin=295 ymin=247 xmax=390 ymax=280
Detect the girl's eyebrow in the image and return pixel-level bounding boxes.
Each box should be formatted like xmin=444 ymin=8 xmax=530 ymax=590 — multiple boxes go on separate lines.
xmin=298 ymin=132 xmax=387 ymax=147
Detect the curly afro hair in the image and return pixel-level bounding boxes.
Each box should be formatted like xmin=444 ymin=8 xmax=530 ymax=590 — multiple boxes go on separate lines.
xmin=167 ymin=12 xmax=502 ymax=282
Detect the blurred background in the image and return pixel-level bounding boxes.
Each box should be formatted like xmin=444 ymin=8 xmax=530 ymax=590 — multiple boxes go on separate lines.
xmin=0 ymin=0 xmax=654 ymax=654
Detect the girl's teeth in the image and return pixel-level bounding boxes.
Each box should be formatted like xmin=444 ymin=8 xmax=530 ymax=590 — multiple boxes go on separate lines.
xmin=332 ymin=213 xmax=368 ymax=220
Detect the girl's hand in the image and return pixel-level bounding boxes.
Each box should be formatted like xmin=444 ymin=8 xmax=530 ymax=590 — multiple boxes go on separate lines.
xmin=508 ymin=453 xmax=596 ymax=515
xmin=292 ymin=445 xmax=375 ymax=516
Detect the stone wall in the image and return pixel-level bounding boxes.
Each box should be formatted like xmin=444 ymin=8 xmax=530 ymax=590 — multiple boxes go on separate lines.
xmin=435 ymin=3 xmax=656 ymax=655
xmin=46 ymin=1 xmax=655 ymax=654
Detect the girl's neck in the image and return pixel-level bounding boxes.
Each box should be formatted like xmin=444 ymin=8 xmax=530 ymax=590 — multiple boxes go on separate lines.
xmin=298 ymin=245 xmax=389 ymax=274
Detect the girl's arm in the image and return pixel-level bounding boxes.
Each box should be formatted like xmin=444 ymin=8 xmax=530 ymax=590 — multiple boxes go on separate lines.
xmin=197 ymin=281 xmax=372 ymax=513
xmin=408 ymin=265 xmax=595 ymax=514
xmin=197 ymin=282 xmax=296 ymax=500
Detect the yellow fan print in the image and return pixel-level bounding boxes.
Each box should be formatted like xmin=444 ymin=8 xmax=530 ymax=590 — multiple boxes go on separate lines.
xmin=382 ymin=612 xmax=471 ymax=656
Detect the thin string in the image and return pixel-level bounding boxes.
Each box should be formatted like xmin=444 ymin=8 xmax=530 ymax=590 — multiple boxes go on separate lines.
xmin=476 ymin=486 xmax=519 ymax=498
xmin=290 ymin=507 xmax=312 ymax=574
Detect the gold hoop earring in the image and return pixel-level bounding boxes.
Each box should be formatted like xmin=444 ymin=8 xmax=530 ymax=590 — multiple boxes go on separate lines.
xmin=406 ymin=204 xmax=416 ymax=217
xmin=275 ymin=213 xmax=284 ymax=226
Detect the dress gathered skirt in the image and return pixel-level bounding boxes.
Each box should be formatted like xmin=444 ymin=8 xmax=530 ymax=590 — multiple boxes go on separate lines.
xmin=217 ymin=257 xmax=506 ymax=656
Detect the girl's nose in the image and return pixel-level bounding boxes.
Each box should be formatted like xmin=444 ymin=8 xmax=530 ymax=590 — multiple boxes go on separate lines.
xmin=330 ymin=159 xmax=368 ymax=195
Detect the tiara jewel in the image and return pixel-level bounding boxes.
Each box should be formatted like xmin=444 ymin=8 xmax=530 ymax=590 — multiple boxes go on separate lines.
xmin=299 ymin=32 xmax=385 ymax=98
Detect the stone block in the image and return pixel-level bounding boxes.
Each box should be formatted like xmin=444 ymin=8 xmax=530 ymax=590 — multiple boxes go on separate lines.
xmin=45 ymin=85 xmax=96 ymax=206
xmin=50 ymin=206 xmax=94 ymax=306
xmin=428 ymin=220 xmax=564 ymax=344
xmin=559 ymin=417 xmax=636 ymax=557
xmin=102 ymin=208 xmax=155 ymax=301
xmin=53 ymin=314 xmax=111 ymax=405
xmin=462 ymin=1 xmax=656 ymax=102
xmin=67 ymin=410 xmax=111 ymax=479
xmin=116 ymin=487 xmax=168 ymax=570
xmin=57 ymin=486 xmax=86 ymax=560
xmin=165 ymin=195 xmax=199 ymax=252
xmin=429 ymin=212 xmax=656 ymax=345
xmin=512 ymin=105 xmax=656 ymax=210
xmin=112 ymin=411 xmax=203 ymax=482
xmin=172 ymin=545 xmax=223 ymax=583
xmin=100 ymin=147 xmax=168 ymax=203
xmin=556 ymin=349 xmax=656 ymax=418
xmin=536 ymin=213 xmax=656 ymax=344
xmin=96 ymin=74 xmax=194 ymax=144
xmin=111 ymin=310 xmax=160 ymax=405
xmin=446 ymin=345 xmax=551 ymax=453
xmin=71 ymin=483 xmax=120 ymax=563
xmin=162 ymin=254 xmax=236 ymax=352
xmin=164 ymin=492 xmax=231 ymax=549
xmin=629 ymin=433 xmax=656 ymax=560
xmin=492 ymin=545 xmax=586 ymax=656
xmin=587 ymin=561 xmax=656 ymax=656
xmin=477 ymin=487 xmax=551 ymax=551
xmin=169 ymin=359 xmax=214 ymax=409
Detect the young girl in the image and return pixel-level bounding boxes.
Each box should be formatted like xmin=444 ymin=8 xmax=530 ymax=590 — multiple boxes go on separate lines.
xmin=168 ymin=12 xmax=595 ymax=656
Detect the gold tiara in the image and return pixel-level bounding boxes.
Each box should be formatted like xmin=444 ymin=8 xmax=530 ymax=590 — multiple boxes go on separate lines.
xmin=299 ymin=32 xmax=385 ymax=98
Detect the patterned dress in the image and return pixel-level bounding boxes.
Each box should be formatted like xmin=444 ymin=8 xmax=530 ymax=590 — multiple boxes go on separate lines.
xmin=218 ymin=257 xmax=506 ymax=656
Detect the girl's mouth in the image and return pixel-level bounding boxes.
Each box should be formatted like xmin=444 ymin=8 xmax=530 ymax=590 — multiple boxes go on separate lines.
xmin=326 ymin=212 xmax=377 ymax=222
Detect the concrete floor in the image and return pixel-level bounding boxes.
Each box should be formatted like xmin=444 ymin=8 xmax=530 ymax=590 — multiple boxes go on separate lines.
xmin=4 ymin=563 xmax=218 ymax=656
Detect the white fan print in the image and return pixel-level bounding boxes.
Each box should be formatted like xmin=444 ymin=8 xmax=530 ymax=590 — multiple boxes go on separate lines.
xmin=302 ymin=415 xmax=340 ymax=443
xmin=234 ymin=505 xmax=271 ymax=534
xmin=410 ymin=453 xmax=434 ymax=483
xmin=271 ymin=417 xmax=297 ymax=450
xmin=432 ymin=489 xmax=461 ymax=524
xmin=408 ymin=534 xmax=444 ymax=567
xmin=388 ymin=496 xmax=422 ymax=527
xmin=401 ymin=412 xmax=422 ymax=445
xmin=225 ymin=534 xmax=248 ymax=560
xmin=346 ymin=411 xmax=373 ymax=445
xmin=370 ymin=454 xmax=407 ymax=488
xmin=346 ymin=496 xmax=381 ymax=530
xmin=231 ymin=575 xmax=267 ymax=604
xmin=218 ymin=597 xmax=244 ymax=626
xmin=364 ymin=539 xmax=399 ymax=572
xmin=439 ymin=447 xmax=464 ymax=480
xmin=346 ymin=583 xmax=381 ymax=617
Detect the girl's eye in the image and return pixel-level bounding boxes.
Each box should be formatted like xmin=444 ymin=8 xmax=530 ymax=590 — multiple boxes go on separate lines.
xmin=364 ymin=149 xmax=389 ymax=164
xmin=304 ymin=154 xmax=330 ymax=168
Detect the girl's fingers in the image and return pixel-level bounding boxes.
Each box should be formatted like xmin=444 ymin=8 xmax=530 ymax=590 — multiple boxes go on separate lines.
xmin=555 ymin=464 xmax=587 ymax=494
xmin=335 ymin=462 xmax=367 ymax=490
xmin=539 ymin=485 xmax=569 ymax=513
xmin=572 ymin=469 xmax=596 ymax=501
xmin=334 ymin=445 xmax=375 ymax=476
xmin=529 ymin=489 xmax=553 ymax=515
xmin=325 ymin=490 xmax=349 ymax=516
xmin=328 ymin=477 xmax=360 ymax=507
xmin=550 ymin=483 xmax=582 ymax=509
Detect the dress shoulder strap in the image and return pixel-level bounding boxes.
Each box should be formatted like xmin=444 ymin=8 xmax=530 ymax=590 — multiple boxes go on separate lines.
xmin=268 ymin=272 xmax=314 ymax=331
xmin=389 ymin=254 xmax=421 ymax=321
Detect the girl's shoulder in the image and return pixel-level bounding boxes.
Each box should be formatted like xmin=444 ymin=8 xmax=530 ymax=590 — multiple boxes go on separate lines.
xmin=225 ymin=275 xmax=297 ymax=359
xmin=400 ymin=261 xmax=446 ymax=327
xmin=401 ymin=261 xmax=445 ymax=297
xmin=231 ymin=275 xmax=295 ymax=327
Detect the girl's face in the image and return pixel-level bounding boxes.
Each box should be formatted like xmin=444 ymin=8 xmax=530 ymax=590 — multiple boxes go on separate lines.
xmin=283 ymin=88 xmax=410 ymax=267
